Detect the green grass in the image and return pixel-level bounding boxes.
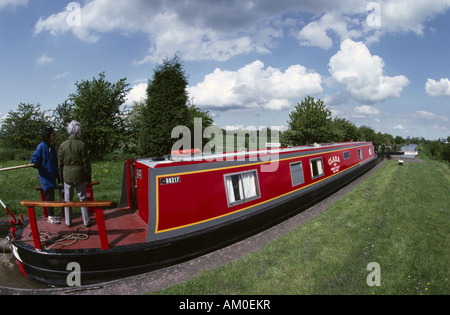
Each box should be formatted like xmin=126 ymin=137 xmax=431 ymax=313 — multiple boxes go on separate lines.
xmin=151 ymin=156 xmax=449 ymax=295
xmin=0 ymin=159 xmax=125 ymax=217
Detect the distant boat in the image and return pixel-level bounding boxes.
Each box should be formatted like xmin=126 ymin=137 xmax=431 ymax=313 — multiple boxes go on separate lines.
xmin=10 ymin=141 xmax=379 ymax=286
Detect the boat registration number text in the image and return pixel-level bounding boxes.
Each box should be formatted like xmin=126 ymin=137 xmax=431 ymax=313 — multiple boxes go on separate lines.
xmin=160 ymin=176 xmax=181 ymax=185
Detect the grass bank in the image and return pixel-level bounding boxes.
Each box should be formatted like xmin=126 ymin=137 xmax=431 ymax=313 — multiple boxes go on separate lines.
xmin=151 ymin=156 xmax=449 ymax=295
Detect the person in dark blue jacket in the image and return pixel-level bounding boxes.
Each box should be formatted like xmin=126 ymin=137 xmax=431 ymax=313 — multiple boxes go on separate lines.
xmin=31 ymin=127 xmax=60 ymax=224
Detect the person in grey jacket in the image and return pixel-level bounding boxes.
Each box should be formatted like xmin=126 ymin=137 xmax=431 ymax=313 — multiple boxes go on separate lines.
xmin=58 ymin=121 xmax=92 ymax=227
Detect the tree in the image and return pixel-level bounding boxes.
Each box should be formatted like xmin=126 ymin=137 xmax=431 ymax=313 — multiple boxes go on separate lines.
xmin=187 ymin=103 xmax=214 ymax=150
xmin=429 ymin=140 xmax=441 ymax=158
xmin=357 ymin=125 xmax=378 ymax=145
xmin=280 ymin=129 xmax=301 ymax=147
xmin=394 ymin=136 xmax=404 ymax=145
xmin=121 ymin=100 xmax=145 ymax=154
xmin=287 ymin=96 xmax=332 ymax=145
xmin=330 ymin=117 xmax=358 ymax=142
xmin=441 ymin=143 xmax=450 ymax=162
xmin=138 ymin=56 xmax=190 ymax=157
xmin=0 ymin=103 xmax=51 ymax=150
xmin=69 ymin=72 xmax=130 ymax=157
xmin=377 ymin=132 xmax=394 ymax=147
xmin=52 ymin=100 xmax=74 ymax=146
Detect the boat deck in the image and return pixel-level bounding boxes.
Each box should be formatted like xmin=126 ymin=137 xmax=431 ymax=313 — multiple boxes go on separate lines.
xmin=19 ymin=208 xmax=148 ymax=251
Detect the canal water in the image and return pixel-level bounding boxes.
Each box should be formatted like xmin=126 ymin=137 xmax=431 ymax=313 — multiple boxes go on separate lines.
xmin=401 ymin=144 xmax=419 ymax=158
xmin=401 ymin=143 xmax=418 ymax=152
xmin=1 ymin=250 xmax=48 ymax=289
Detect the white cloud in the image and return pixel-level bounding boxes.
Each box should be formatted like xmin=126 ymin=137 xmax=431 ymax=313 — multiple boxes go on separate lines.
xmin=125 ymin=83 xmax=148 ymax=106
xmin=379 ymin=0 xmax=450 ymax=35
xmin=354 ymin=105 xmax=380 ymax=116
xmin=394 ymin=124 xmax=406 ymax=130
xmin=296 ymin=0 xmax=450 ymax=48
xmin=430 ymin=124 xmax=449 ymax=132
xmin=328 ymin=39 xmax=410 ymax=104
xmin=298 ymin=19 xmax=333 ymax=49
xmin=415 ymin=110 xmax=448 ymax=122
xmin=32 ymin=0 xmax=450 ymax=63
xmin=34 ymin=0 xmax=277 ymax=63
xmin=36 ymin=53 xmax=54 ymax=66
xmin=425 ymin=78 xmax=450 ymax=97
xmin=298 ymin=13 xmax=362 ymax=49
xmin=0 ymin=0 xmax=28 ymax=9
xmin=188 ymin=60 xmax=323 ymax=111
xmin=263 ymin=99 xmax=291 ymax=111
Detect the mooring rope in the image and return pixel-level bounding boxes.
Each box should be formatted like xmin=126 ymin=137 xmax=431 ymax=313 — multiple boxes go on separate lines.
xmin=27 ymin=227 xmax=90 ymax=250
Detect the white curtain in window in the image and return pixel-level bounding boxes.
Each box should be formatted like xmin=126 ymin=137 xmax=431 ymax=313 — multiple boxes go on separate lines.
xmin=242 ymin=172 xmax=257 ymax=198
xmin=317 ymin=160 xmax=323 ymax=175
xmin=225 ymin=176 xmax=236 ymax=203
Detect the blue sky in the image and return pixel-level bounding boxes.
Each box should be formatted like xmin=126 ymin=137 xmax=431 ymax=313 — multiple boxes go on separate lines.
xmin=1 ymin=0 xmax=449 ymax=140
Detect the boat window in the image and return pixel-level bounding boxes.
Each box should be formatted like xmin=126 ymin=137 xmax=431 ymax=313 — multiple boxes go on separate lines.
xmin=358 ymin=149 xmax=363 ymax=160
xmin=290 ymin=162 xmax=305 ymax=187
xmin=369 ymin=147 xmax=373 ymax=156
xmin=310 ymin=158 xmax=324 ymax=179
xmin=343 ymin=151 xmax=350 ymax=160
xmin=225 ymin=170 xmax=260 ymax=206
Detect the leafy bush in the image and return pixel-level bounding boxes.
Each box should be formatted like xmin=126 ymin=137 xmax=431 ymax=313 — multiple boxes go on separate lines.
xmin=0 ymin=148 xmax=33 ymax=162
xmin=441 ymin=144 xmax=450 ymax=162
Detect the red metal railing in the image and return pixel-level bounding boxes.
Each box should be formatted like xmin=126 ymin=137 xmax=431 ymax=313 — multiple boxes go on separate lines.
xmin=19 ymin=200 xmax=113 ymax=251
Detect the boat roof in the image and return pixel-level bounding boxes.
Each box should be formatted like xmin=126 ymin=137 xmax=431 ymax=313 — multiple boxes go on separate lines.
xmin=136 ymin=141 xmax=370 ymax=169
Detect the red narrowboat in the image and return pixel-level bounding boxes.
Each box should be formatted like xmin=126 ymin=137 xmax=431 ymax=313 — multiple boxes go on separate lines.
xmin=10 ymin=141 xmax=379 ymax=286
